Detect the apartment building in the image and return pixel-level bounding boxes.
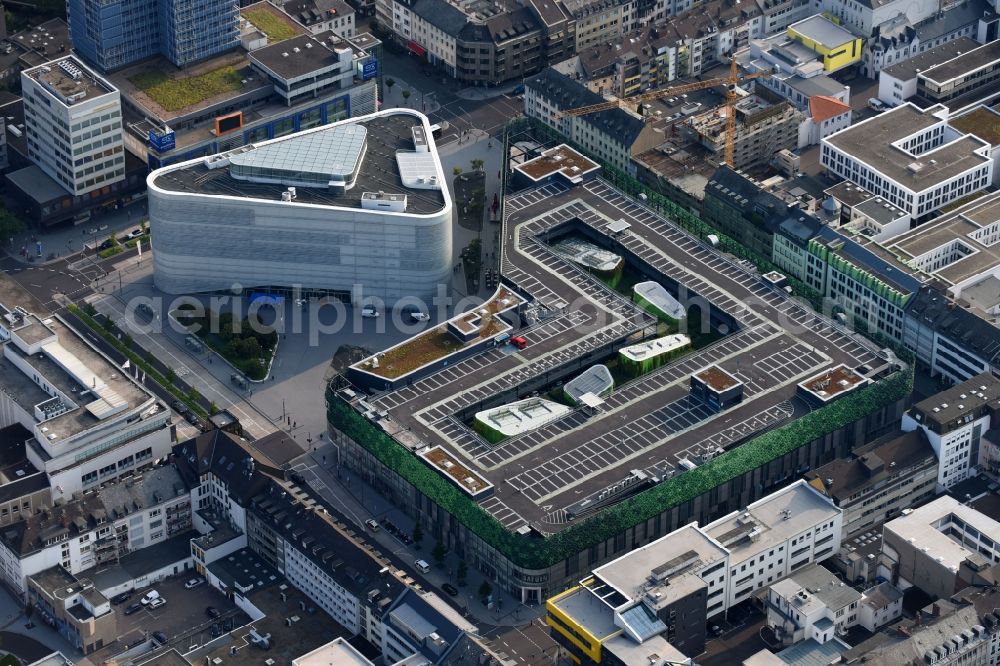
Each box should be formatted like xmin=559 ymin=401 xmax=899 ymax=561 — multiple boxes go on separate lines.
xmin=690 ymin=92 xmax=802 ymax=169
xmin=901 ymin=372 xmax=999 ymax=490
xmin=20 ymin=56 xmax=124 ymax=197
xmin=546 ymin=481 xmax=842 ymax=664
xmin=0 ymin=464 xmax=190 ymax=599
xmin=664 ymin=0 xmax=764 ymax=77
xmin=564 ymin=24 xmax=677 ymax=97
xmin=278 ymin=0 xmax=356 ymax=37
xmin=378 ymin=0 xmax=550 ymax=84
xmin=863 ymin=0 xmax=986 ymax=78
xmin=805 ymin=429 xmax=938 ymax=539
xmin=882 ymin=495 xmax=1000 ymax=600
xmin=765 ymin=563 xmax=861 ymax=646
xmin=27 ymin=567 xmax=114 ymax=655
xmin=524 ymin=66 xmax=665 ymax=174
xmin=0 ymin=305 xmax=172 ymax=498
xmin=821 ymin=103 xmax=993 ymax=220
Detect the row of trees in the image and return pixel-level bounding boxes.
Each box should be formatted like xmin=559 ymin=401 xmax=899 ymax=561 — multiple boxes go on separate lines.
xmin=411 ymin=523 xmax=492 ymax=599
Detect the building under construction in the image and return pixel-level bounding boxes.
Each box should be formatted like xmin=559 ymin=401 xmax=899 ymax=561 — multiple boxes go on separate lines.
xmin=690 ymin=89 xmax=802 ymax=169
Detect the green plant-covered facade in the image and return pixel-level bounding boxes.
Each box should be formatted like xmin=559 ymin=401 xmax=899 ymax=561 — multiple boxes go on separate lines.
xmin=327 ymin=362 xmax=911 ymax=600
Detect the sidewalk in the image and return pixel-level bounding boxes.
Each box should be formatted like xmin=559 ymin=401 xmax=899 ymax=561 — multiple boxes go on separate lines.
xmin=5 ymin=199 xmax=146 ymax=267
xmin=381 ymin=77 xmax=442 ymax=114
xmin=292 ymin=442 xmax=544 ymax=629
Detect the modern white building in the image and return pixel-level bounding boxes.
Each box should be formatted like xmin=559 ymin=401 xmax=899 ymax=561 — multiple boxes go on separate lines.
xmin=546 ymin=480 xmax=842 ymax=663
xmin=0 ymin=304 xmax=173 ymax=498
xmin=882 ymin=495 xmax=1000 ymax=599
xmin=821 ymin=103 xmax=993 ymax=220
xmin=20 ymin=56 xmax=124 ymax=196
xmin=148 ymin=109 xmax=452 ymax=301
xmin=765 ymin=563 xmax=861 ymax=646
xmin=901 ymin=372 xmax=999 ymax=490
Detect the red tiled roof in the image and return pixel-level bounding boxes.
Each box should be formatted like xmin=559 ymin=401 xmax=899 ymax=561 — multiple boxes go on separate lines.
xmin=810 ymin=95 xmax=851 ymax=123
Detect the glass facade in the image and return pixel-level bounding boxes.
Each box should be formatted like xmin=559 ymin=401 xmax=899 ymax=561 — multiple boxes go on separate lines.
xmin=69 ymin=0 xmax=238 ymax=72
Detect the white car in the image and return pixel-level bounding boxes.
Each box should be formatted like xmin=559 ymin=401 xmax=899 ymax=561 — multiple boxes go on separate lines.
xmin=140 ymin=590 xmax=161 ymax=605
xmin=148 ymin=597 xmax=166 ymax=609
xmin=361 ymin=305 xmax=380 ymax=318
xmin=408 ymin=311 xmax=430 ymax=322
xmin=184 ymin=577 xmax=205 ymax=589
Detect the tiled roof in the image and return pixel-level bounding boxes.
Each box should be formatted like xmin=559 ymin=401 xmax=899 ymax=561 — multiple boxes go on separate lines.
xmin=809 ymin=95 xmax=850 ymax=123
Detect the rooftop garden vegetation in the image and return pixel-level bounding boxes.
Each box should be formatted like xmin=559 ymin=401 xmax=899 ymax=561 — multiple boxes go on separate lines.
xmin=129 ymin=66 xmax=243 ymax=112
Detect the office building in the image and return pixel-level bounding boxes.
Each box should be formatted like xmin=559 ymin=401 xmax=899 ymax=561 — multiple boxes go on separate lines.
xmin=786 ymin=15 xmax=862 ymax=72
xmin=0 ymin=464 xmax=190 ymax=599
xmin=524 ymin=67 xmax=665 ymax=174
xmin=120 ymin=29 xmax=379 ymax=168
xmin=68 ymin=0 xmax=238 ymax=72
xmin=765 ymin=563 xmax=861 ymax=646
xmin=805 ymin=429 xmax=938 ymax=539
xmin=148 ymin=109 xmax=451 ymax=300
xmin=821 ymin=103 xmax=993 ymax=220
xmin=0 ymin=305 xmax=173 ymax=498
xmin=745 ymin=30 xmax=851 ymax=113
xmin=20 ymin=56 xmax=124 ymax=197
xmin=914 ymin=39 xmax=1000 ymax=110
xmin=878 ymin=37 xmax=981 ymax=107
xmin=546 ymin=481 xmax=842 ymax=664
xmin=901 ymin=372 xmax=999 ymax=490
xmin=881 ymin=495 xmax=1000 ymax=599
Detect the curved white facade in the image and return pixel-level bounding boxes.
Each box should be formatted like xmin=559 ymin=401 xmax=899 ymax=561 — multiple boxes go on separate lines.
xmin=148 ymin=109 xmax=452 ymax=301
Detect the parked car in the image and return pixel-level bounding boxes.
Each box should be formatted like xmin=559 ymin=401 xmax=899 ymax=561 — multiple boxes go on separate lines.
xmin=365 ymin=519 xmax=380 ymax=531
xmin=184 ymin=577 xmax=205 ymax=589
xmin=211 ymin=624 xmax=222 ymax=638
xmin=171 ymin=401 xmax=191 ymax=416
xmin=98 ymin=239 xmax=115 ymax=251
xmin=206 ymin=606 xmax=221 ymax=619
xmin=510 ymin=335 xmax=528 ymax=350
xmin=140 ymin=590 xmax=161 ymax=605
xmin=124 ymin=602 xmax=143 ymax=615
xmin=361 ymin=305 xmax=380 ymax=318
xmin=128 ymin=228 xmax=144 ymax=239
xmin=111 ymin=591 xmax=132 ymax=605
xmin=403 ymin=306 xmax=430 ymax=322
xmin=152 ymin=631 xmax=168 ymax=644
xmin=441 ymin=583 xmax=459 ymax=597
xmin=148 ymin=597 xmax=166 ymax=609
xmin=867 ymin=97 xmax=886 ymax=111
xmin=512 ymin=84 xmax=525 ymax=95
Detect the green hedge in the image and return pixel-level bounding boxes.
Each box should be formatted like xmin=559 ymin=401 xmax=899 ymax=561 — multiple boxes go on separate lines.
xmin=68 ymin=305 xmax=209 ymax=418
xmin=327 ymin=362 xmax=911 ymax=569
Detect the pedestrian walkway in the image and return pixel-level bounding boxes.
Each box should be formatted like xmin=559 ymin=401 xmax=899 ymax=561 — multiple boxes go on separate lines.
xmin=381 ymin=77 xmax=441 ymax=115
xmin=455 ymin=83 xmax=520 ymax=101
xmin=292 ymin=442 xmax=544 ymax=629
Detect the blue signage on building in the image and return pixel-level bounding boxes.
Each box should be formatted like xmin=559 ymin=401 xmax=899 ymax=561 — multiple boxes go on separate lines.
xmin=148 ymin=129 xmax=176 ymax=153
xmin=361 ymin=58 xmax=378 ymax=80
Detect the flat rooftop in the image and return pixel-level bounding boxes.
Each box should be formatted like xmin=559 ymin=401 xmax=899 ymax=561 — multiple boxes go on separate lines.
xmin=294 ymin=637 xmax=372 ymax=665
xmin=549 ymin=586 xmax=619 ymax=639
xmin=823 ymin=104 xmax=991 ymax=192
xmin=151 ymin=111 xmax=447 ymax=215
xmin=704 ymin=481 xmax=839 ymax=564
xmin=920 ymin=39 xmax=1000 ymax=85
xmin=514 ymin=144 xmax=600 ymax=183
xmin=788 ymin=15 xmax=857 ymax=48
xmin=593 ymin=524 xmax=727 ymax=602
xmin=343 ymin=177 xmax=889 ymax=533
xmin=882 ymin=189 xmax=1000 ymax=288
xmin=0 ymin=315 xmax=154 ymax=444
xmin=884 ymin=495 xmax=1000 ymax=572
xmin=798 ymin=364 xmax=867 ymax=402
xmin=249 ymin=32 xmax=343 ymax=80
xmin=882 ymin=37 xmax=980 ymax=81
xmin=24 ymin=56 xmax=115 ymax=105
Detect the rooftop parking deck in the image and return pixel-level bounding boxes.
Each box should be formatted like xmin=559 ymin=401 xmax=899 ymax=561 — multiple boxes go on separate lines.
xmin=341 ymin=178 xmax=891 ymax=534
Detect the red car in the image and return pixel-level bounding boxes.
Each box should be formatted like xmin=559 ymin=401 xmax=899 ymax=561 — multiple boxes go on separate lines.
xmin=510 ymin=336 xmax=528 ymax=350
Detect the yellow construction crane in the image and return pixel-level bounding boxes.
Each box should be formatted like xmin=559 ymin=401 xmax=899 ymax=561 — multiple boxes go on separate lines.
xmin=556 ymin=59 xmax=773 ymax=167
